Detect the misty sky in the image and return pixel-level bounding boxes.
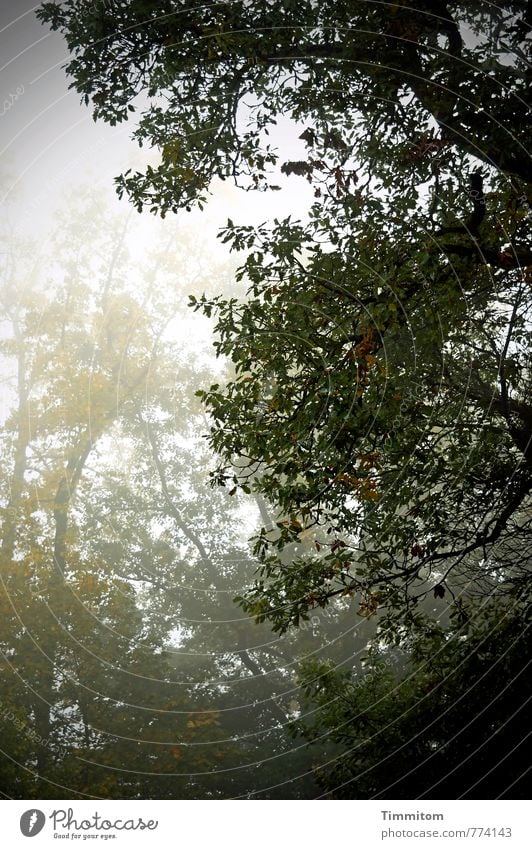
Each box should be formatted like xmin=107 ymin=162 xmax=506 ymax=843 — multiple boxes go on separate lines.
xmin=1 ymin=2 xmax=313 ymax=247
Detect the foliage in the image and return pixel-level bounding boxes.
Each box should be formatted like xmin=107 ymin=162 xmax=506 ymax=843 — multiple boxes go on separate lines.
xmin=295 ymin=593 xmax=531 ymax=798
xmin=37 ymin=1 xmax=532 ymax=636
xmin=38 ymin=0 xmax=531 ymax=207
xmin=0 ymin=199 xmax=230 ymax=798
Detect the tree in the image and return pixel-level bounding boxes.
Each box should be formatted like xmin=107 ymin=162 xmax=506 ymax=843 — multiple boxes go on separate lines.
xmin=295 ymin=594 xmax=531 ymax=799
xmin=38 ymin=1 xmax=532 ymax=636
xmin=38 ymin=1 xmax=531 ymax=200
xmin=0 ymin=195 xmax=242 ymax=798
xmin=3 ymin=188 xmax=377 ymax=799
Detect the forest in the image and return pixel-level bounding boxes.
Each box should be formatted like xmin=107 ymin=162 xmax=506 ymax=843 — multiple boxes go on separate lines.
xmin=0 ymin=0 xmax=530 ymax=799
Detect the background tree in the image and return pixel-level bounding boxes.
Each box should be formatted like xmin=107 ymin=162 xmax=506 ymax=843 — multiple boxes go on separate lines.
xmin=0 ymin=196 xmax=229 ymax=798
xmin=1 ymin=189 xmax=371 ymax=799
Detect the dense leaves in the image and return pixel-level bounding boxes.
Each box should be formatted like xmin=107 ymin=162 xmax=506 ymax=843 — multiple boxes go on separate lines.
xmin=37 ymin=0 xmax=531 ymax=632
xmin=296 ymin=595 xmax=531 ymax=798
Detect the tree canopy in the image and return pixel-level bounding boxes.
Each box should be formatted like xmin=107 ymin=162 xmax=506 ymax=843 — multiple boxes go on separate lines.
xmin=38 ymin=1 xmax=532 ymax=638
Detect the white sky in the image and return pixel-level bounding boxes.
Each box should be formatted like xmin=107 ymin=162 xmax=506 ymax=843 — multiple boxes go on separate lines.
xmin=1 ymin=3 xmax=312 ymax=255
